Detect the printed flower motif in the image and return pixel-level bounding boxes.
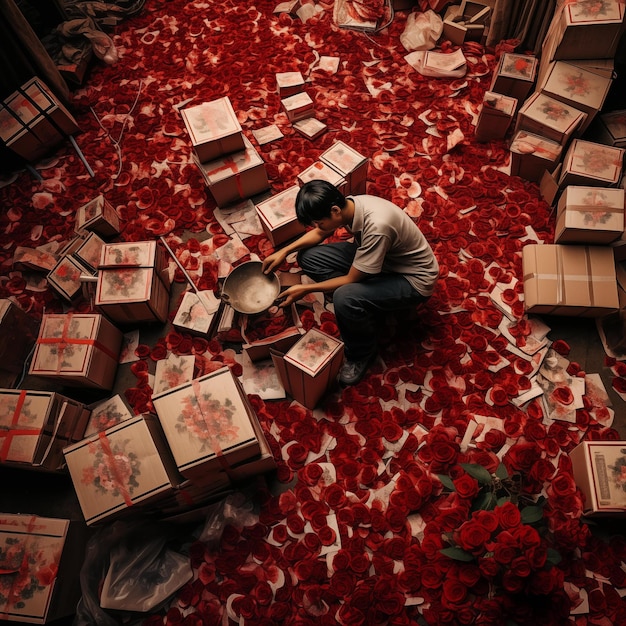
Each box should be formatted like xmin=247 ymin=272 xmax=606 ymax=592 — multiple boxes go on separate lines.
xmin=81 ymin=438 xmax=140 ymax=498
xmin=561 ymin=70 xmax=591 ymax=97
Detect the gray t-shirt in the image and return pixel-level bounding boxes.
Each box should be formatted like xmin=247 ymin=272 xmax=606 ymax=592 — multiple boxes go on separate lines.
xmin=348 ymin=194 xmax=439 ymax=296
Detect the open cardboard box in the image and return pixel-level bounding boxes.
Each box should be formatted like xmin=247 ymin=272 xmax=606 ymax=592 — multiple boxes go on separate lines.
xmin=442 ymin=1 xmax=491 ymax=45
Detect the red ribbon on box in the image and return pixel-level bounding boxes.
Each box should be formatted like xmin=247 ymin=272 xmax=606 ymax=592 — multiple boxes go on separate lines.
xmin=208 ymin=153 xmax=250 ymax=200
xmin=97 ymin=431 xmax=134 ymax=508
xmin=36 ymin=314 xmax=118 ymax=374
xmin=0 ymin=390 xmax=41 ymax=463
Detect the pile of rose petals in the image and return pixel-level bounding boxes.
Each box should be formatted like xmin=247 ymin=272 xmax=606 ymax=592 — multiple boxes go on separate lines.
xmin=1 ymin=0 xmax=625 ymax=624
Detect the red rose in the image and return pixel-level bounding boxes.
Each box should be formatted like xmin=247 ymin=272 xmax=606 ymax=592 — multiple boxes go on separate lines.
xmin=329 ymin=571 xmax=356 ymax=597
xmin=478 ymin=556 xmax=500 ymax=578
xmin=453 ymin=474 xmax=480 ymax=499
xmin=495 ymin=502 xmax=521 ymax=530
xmin=442 ymin=579 xmax=468 ymax=605
xmin=456 ymin=520 xmax=490 ymax=554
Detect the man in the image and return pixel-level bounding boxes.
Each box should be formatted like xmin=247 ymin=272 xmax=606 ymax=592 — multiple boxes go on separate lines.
xmin=262 ymin=179 xmax=439 ymax=386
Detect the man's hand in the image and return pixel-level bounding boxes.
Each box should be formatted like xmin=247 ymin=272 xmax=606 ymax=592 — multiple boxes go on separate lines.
xmin=276 ymin=284 xmax=311 ymax=307
xmin=262 ymin=250 xmax=287 ymax=274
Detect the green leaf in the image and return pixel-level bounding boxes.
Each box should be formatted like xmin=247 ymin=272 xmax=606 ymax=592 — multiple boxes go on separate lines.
xmin=520 ymin=505 xmax=544 ymax=524
xmin=472 ymin=492 xmax=497 ymax=511
xmin=440 ymin=546 xmax=474 ymax=562
xmin=495 ymin=463 xmax=509 ymax=480
xmin=547 ymin=548 xmax=562 ymax=566
xmin=437 ymin=474 xmax=455 ymax=491
xmin=496 ymin=496 xmax=510 ymax=507
xmin=460 ymin=463 xmax=493 ymax=485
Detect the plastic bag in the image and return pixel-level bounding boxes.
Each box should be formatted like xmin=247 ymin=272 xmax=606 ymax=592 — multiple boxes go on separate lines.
xmin=400 ymin=10 xmax=443 ymax=52
xmin=198 ymin=490 xmax=259 ymax=545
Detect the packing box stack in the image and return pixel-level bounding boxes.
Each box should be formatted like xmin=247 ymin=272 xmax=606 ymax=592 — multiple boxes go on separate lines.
xmin=193 ymin=136 xmax=270 ymax=208
xmin=522 ymin=243 xmax=619 ymax=317
xmin=255 ymin=185 xmax=305 ymax=247
xmin=270 ymin=327 xmax=344 ymax=410
xmin=297 ymin=161 xmax=348 ymax=195
xmin=538 ymin=60 xmax=613 ymax=134
xmin=241 ymin=303 xmax=304 ymax=362
xmin=0 ymin=389 xmax=90 ymax=472
xmin=509 ymin=130 xmax=563 ymax=183
xmin=320 ymin=140 xmax=369 ymax=195
xmin=554 ymin=186 xmax=625 ymax=244
xmin=514 ymin=91 xmax=587 ymax=146
xmin=63 ymin=413 xmax=184 ymax=525
xmin=475 ymin=91 xmax=517 ymax=142
xmin=180 ymin=96 xmax=246 ymax=163
xmin=95 ymin=240 xmax=171 ymax=324
xmin=590 ymin=109 xmax=626 ymax=149
xmin=74 ymin=195 xmax=120 ymax=238
xmin=490 ymin=52 xmax=538 ymax=103
xmin=0 ymin=299 xmax=39 ymax=388
xmin=281 ymin=91 xmax=315 ymax=122
xmin=151 ymin=367 xmax=265 ymax=484
xmin=276 ymin=71 xmax=305 ymax=97
xmin=0 ymin=514 xmax=87 ymax=624
xmin=570 ymin=441 xmax=626 ymax=516
xmin=29 ymin=313 xmax=122 ymax=390
xmin=0 ymin=77 xmax=79 ymax=162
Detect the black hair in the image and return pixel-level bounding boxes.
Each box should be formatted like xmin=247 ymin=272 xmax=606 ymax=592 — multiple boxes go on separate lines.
xmin=295 ymin=179 xmax=347 ymax=226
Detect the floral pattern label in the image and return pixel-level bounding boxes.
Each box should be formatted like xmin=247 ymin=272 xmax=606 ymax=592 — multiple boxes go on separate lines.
xmin=286 ymin=328 xmax=341 ymax=374
xmin=566 ymin=188 xmax=624 ymax=230
xmin=76 ymin=234 xmax=104 ymax=270
xmin=500 ymin=53 xmax=536 ymax=80
xmin=569 ymin=141 xmax=624 ymax=180
xmin=298 ymin=162 xmax=344 ymax=186
xmin=84 ymin=395 xmax=133 ymax=436
xmin=568 ymin=0 xmax=622 ymax=22
xmin=547 ymin=62 xmax=609 ymax=107
xmin=49 ymin=257 xmax=83 ymax=296
xmin=100 ymin=267 xmax=150 ymax=300
xmin=33 ymin=315 xmax=94 ymax=374
xmin=78 ymin=197 xmax=102 ymax=225
xmin=205 ymin=138 xmax=262 ymax=183
xmin=101 ymin=242 xmax=153 ymax=267
xmin=531 ymin=94 xmax=580 ymax=130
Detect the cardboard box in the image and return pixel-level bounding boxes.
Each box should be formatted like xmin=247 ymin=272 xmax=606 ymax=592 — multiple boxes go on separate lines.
xmin=47 ymin=254 xmax=92 ymax=302
xmin=63 ymin=413 xmax=183 ymax=525
xmin=29 ymin=313 xmax=123 ymax=390
xmin=320 ymin=140 xmax=369 ymax=195
xmin=59 ymin=231 xmax=105 ymax=276
xmin=509 ymin=130 xmax=563 ymax=183
xmin=281 ymin=91 xmax=314 ymax=122
xmin=522 ymin=243 xmax=619 ymax=317
xmin=172 ymin=290 xmax=224 ymax=337
xmin=84 ymin=394 xmax=134 ymax=436
xmin=255 ymin=185 xmax=306 ymax=247
xmin=151 ymin=367 xmax=262 ymax=480
xmin=276 ymin=71 xmax=305 ymax=97
xmin=475 ymin=91 xmax=517 ymax=142
xmin=180 ymin=97 xmax=245 ymax=163
xmin=0 ymin=77 xmax=79 ymax=162
xmin=490 ymin=53 xmax=538 ymax=102
xmin=95 ymin=240 xmax=171 ymax=324
xmin=442 ymin=1 xmax=491 ymax=45
xmin=555 ymin=186 xmax=625 ymax=244
xmin=547 ymin=1 xmax=626 ymax=61
xmin=270 ymin=327 xmax=344 ymax=409
xmin=559 ymin=139 xmax=625 ymax=188
xmin=0 ymin=299 xmax=39 ymax=388
xmin=570 ymin=441 xmax=626 ymax=516
xmin=241 ymin=303 xmax=304 ymax=362
xmin=75 ymin=195 xmax=120 ymax=238
xmin=590 ymin=109 xmax=626 ymax=149
xmin=297 ymin=161 xmax=347 ymax=195
xmin=292 ymin=117 xmax=327 ymax=140
xmin=0 ymin=514 xmax=87 ymax=623
xmin=0 ymin=389 xmax=90 ymax=471
xmin=194 ymin=136 xmax=270 ymax=208
xmin=515 ymin=91 xmax=587 ymax=146
xmin=538 ymin=61 xmax=613 ymax=134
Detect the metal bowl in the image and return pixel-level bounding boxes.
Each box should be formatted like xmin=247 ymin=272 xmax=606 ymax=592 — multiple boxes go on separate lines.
xmin=220 ymin=261 xmax=281 ymax=315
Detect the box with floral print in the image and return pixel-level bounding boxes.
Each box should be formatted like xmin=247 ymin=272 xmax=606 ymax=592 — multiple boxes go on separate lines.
xmin=29 ymin=313 xmax=123 ymax=390
xmin=320 ymin=140 xmax=369 ymax=195
xmin=151 ymin=367 xmax=263 ymax=481
xmin=255 ymin=185 xmax=306 ymax=247
xmin=297 ymin=161 xmax=347 ymax=195
xmin=74 ymin=195 xmax=120 ymax=238
xmin=63 ymin=413 xmax=184 ymax=525
xmin=559 ymin=139 xmax=625 ymax=188
xmin=0 ymin=514 xmax=87 ymax=623
xmin=489 ymin=53 xmax=537 ymax=102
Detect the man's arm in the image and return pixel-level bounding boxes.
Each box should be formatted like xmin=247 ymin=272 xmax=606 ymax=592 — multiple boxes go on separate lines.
xmin=261 ymin=227 xmax=333 ymax=274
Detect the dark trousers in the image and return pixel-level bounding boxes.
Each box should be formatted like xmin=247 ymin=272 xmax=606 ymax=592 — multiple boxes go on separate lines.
xmin=297 ymin=242 xmax=428 ymax=360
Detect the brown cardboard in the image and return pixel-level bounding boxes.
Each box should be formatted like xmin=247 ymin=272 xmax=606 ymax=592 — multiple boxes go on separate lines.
xmin=490 ymin=53 xmax=538 ymax=102
xmin=570 ymin=441 xmax=626 ymax=516
xmin=0 ymin=514 xmax=87 ymax=623
xmin=151 ymin=367 xmax=262 ymax=480
xmin=281 ymin=91 xmax=314 ymax=122
xmin=0 ymin=389 xmax=90 ymax=471
xmin=270 ymin=328 xmax=344 ymax=409
xmin=95 ymin=240 xmax=172 ymax=325
xmin=29 ymin=313 xmax=123 ymax=390
xmin=47 ymin=254 xmax=93 ymax=302
xmin=555 ymin=186 xmax=625 ymax=244
xmin=276 ymin=71 xmax=305 ymax=97
xmin=590 ymin=109 xmax=626 ymax=149
xmin=180 ymin=97 xmax=245 ymax=163
xmin=559 ymin=139 xmax=625 ymax=188
xmin=320 ymin=140 xmax=369 ymax=195
xmin=442 ymin=1 xmax=490 ymax=45
xmin=509 ymin=131 xmax=562 ymax=183
xmin=255 ymin=185 xmax=306 ymax=247
xmin=475 ymin=91 xmax=517 ymax=142
xmin=75 ymin=195 xmax=120 ymax=238
xmin=522 ymin=243 xmax=619 ymax=317
xmin=64 ymin=413 xmax=183 ymax=525
xmin=297 ymin=161 xmax=347 ymax=195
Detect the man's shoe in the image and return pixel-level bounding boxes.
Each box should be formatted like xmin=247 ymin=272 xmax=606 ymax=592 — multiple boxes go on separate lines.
xmin=338 ymin=352 xmax=376 ymax=386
